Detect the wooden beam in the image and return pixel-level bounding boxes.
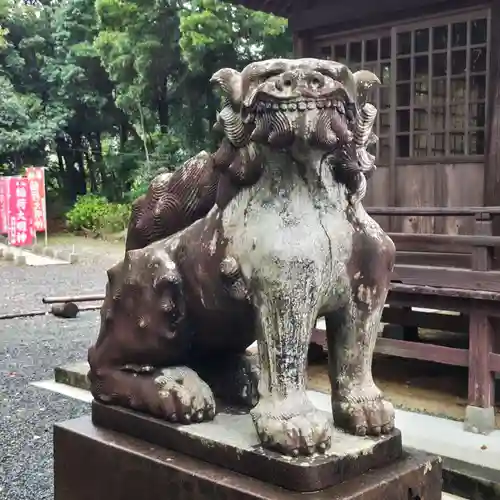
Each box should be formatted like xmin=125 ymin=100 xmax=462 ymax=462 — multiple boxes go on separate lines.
xmin=288 ymin=0 xmax=449 ymax=32
xmin=489 ymin=352 xmax=500 ymax=373
xmin=375 ymin=338 xmax=469 ymax=366
xmin=311 ymin=329 xmax=471 ymax=367
xmin=395 ymin=251 xmax=470 ymax=268
xmin=393 ymin=265 xmax=500 ymax=293
xmin=390 ymin=283 xmax=500 ymax=302
xmin=388 ymin=232 xmax=500 ymax=248
xmin=387 ymin=291 xmax=500 ymax=315
xmin=367 ymin=207 xmax=500 ymax=216
xmin=382 ymin=307 xmax=469 ymax=334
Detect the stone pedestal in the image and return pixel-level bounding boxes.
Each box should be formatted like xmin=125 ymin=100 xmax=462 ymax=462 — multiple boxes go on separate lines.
xmin=54 ymin=401 xmax=443 ymax=499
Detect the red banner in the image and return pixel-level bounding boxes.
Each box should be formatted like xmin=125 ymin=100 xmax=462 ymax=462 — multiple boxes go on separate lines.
xmin=26 ymin=167 xmax=46 ymax=232
xmin=8 ymin=177 xmax=34 ymax=247
xmin=0 ymin=177 xmax=7 ymax=234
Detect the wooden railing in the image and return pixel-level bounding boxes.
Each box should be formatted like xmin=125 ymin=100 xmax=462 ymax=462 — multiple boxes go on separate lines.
xmin=313 ymin=206 xmax=500 ymax=416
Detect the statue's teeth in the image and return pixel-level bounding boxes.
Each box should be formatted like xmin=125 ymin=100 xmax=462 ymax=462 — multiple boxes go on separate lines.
xmin=254 ymin=98 xmax=348 ymax=113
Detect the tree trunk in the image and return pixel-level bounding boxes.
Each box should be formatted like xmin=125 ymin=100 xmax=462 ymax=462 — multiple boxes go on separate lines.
xmin=71 ymin=134 xmax=87 ymax=196
xmin=85 ymin=151 xmax=98 ymax=193
xmin=157 ymin=81 xmax=169 ymax=133
xmin=56 ymin=139 xmax=78 ymax=202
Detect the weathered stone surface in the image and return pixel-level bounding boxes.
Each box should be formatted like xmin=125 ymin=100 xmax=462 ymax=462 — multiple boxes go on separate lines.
xmin=464 ymin=405 xmax=496 ymax=435
xmin=91 ymin=400 xmax=402 ymax=492
xmin=51 ymin=302 xmax=79 ymax=318
xmin=87 ymin=58 xmax=396 ymax=457
xmin=54 ymin=416 xmax=443 ymax=500
xmin=442 ymin=456 xmax=500 ymax=500
xmin=54 ymin=362 xmax=90 ymax=391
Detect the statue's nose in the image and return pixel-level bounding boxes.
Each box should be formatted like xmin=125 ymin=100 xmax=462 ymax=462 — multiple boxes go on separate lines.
xmin=277 ymin=71 xmax=297 ymax=91
xmin=304 ymin=71 xmax=325 ymax=90
xmin=275 ymin=70 xmax=326 ymax=92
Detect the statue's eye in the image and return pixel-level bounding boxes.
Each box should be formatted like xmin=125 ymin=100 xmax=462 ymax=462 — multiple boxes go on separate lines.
xmin=260 ymin=69 xmax=285 ymax=82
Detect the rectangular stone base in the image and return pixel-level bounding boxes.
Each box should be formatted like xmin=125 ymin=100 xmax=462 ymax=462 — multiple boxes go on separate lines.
xmin=92 ymin=400 xmax=402 ymax=492
xmin=54 ymin=416 xmax=443 ymax=500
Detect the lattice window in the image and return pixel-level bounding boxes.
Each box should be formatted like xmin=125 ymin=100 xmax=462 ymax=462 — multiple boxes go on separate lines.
xmin=314 ymin=10 xmax=489 ymax=161
xmin=317 ymin=34 xmax=391 ymax=164
xmin=395 ymin=16 xmax=488 ymax=158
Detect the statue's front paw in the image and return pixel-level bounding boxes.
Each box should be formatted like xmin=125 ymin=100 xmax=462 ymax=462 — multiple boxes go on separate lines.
xmin=332 ymin=386 xmax=395 ymax=436
xmin=154 ymin=366 xmax=216 ymax=424
xmin=251 ymin=395 xmax=332 ymax=456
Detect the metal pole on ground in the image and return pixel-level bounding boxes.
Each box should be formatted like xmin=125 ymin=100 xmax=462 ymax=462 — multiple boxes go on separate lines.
xmin=42 ymin=294 xmax=105 ymax=304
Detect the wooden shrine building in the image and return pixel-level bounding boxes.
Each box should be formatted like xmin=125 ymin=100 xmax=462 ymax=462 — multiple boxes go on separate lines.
xmin=229 ymin=0 xmax=500 ymax=433
xmin=231 ymin=0 xmax=499 ymax=235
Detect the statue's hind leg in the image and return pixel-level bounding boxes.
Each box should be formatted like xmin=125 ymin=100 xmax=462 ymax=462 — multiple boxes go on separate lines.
xmin=325 ymin=225 xmax=396 ymax=436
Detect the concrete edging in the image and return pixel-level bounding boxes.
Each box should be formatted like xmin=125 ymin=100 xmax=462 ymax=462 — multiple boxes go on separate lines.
xmin=464 ymin=405 xmax=496 ymax=436
xmin=0 ymin=235 xmax=79 ymax=265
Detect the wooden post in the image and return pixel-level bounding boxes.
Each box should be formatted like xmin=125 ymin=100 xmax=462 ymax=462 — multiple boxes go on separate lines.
xmin=467 ymin=213 xmax=494 ymax=409
xmin=484 ymin=0 xmax=500 ymax=267
xmin=292 ymin=30 xmax=314 ymax=57
xmin=402 ymin=306 xmax=419 ymax=343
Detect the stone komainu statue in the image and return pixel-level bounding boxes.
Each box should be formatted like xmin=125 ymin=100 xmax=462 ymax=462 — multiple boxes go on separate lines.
xmin=88 ymin=58 xmax=396 ymax=457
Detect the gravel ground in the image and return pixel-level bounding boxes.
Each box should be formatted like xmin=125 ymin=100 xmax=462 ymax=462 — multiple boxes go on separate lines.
xmin=0 ymin=312 xmax=98 ymax=499
xmin=0 ymin=236 xmax=124 ymax=316
xmin=0 ymin=236 xmax=122 ymax=498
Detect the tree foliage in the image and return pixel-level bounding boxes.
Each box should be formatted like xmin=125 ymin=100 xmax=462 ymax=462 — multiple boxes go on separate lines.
xmin=0 ymin=0 xmax=292 ymax=209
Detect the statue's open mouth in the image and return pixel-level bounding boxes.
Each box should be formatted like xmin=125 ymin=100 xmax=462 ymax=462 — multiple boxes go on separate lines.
xmin=247 ymin=92 xmax=353 ymax=149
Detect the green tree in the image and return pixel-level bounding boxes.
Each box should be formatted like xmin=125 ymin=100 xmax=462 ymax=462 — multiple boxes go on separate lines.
xmin=177 ymin=0 xmax=292 ymax=150
xmin=0 ymin=0 xmax=292 ymax=214
xmin=47 ymin=0 xmax=137 ymax=200
xmin=0 ymin=0 xmax=67 ymax=171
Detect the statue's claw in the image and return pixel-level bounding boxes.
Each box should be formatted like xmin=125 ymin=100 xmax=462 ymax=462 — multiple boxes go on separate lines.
xmin=332 ymin=386 xmax=395 ymax=437
xmin=154 ymin=366 xmax=216 ymax=423
xmin=251 ymin=395 xmax=332 ymax=456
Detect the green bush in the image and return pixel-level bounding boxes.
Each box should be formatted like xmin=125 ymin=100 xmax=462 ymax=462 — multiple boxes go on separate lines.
xmin=66 ymin=194 xmax=131 ymax=234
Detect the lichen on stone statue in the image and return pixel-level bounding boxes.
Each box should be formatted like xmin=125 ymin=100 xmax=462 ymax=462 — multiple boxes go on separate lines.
xmin=87 ymin=57 xmax=396 ymax=457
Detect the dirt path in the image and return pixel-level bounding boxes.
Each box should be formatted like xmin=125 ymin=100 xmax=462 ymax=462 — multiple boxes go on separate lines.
xmin=308 ymin=356 xmax=500 ymax=427
xmin=48 ymin=234 xmax=125 ymax=268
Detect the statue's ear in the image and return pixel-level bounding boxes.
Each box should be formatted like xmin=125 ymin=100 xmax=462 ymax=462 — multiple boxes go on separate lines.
xmin=353 ymin=70 xmax=380 ymax=108
xmin=210 ymin=68 xmax=242 ymax=108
